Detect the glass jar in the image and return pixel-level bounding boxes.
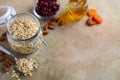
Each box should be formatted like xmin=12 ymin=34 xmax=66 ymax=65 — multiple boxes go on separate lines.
xmin=59 ymin=0 xmax=88 ymax=23
xmin=33 ymin=0 xmax=61 ymax=20
xmin=6 ymin=13 xmax=47 ymax=54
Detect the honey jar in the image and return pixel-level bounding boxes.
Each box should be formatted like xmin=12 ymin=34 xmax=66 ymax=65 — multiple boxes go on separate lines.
xmin=59 ymin=0 xmax=88 ymax=23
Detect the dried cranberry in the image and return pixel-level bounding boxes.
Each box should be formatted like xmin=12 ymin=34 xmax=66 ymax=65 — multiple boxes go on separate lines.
xmin=35 ymin=0 xmax=59 ymax=18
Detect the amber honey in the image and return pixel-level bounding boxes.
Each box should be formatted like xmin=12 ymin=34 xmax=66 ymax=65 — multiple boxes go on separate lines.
xmin=59 ymin=0 xmax=88 ymax=23
xmin=70 ymin=0 xmax=80 ymax=3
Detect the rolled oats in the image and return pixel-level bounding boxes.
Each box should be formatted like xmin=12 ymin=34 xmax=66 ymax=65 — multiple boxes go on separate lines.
xmin=10 ymin=17 xmax=38 ymax=40
xmin=16 ymin=58 xmax=39 ymax=76
xmin=7 ymin=16 xmax=43 ymax=54
xmin=9 ymin=58 xmax=39 ymax=80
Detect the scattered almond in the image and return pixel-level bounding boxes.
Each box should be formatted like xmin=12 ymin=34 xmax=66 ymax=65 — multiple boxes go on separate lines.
xmin=48 ymin=25 xmax=54 ymax=30
xmin=0 ymin=56 xmax=6 ymax=61
xmin=50 ymin=18 xmax=57 ymax=22
xmin=58 ymin=20 xmax=64 ymax=26
xmin=4 ymin=62 xmax=10 ymax=68
xmin=0 ymin=36 xmax=5 ymax=41
xmin=48 ymin=22 xmax=54 ymax=26
xmin=3 ymin=66 xmax=9 ymax=72
xmin=43 ymin=31 xmax=49 ymax=35
xmin=7 ymin=59 xmax=14 ymax=65
xmin=2 ymin=32 xmax=7 ymax=37
xmin=43 ymin=25 xmax=48 ymax=31
xmin=55 ymin=17 xmax=60 ymax=22
xmin=0 ymin=51 xmax=4 ymax=56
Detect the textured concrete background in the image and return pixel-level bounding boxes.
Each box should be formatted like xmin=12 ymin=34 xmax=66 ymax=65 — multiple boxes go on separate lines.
xmin=0 ymin=0 xmax=120 ymax=80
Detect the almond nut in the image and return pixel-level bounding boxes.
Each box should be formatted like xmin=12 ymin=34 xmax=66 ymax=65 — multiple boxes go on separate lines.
xmin=0 ymin=36 xmax=5 ymax=41
xmin=48 ymin=25 xmax=54 ymax=30
xmin=48 ymin=22 xmax=54 ymax=26
xmin=43 ymin=25 xmax=48 ymax=31
xmin=3 ymin=66 xmax=9 ymax=72
xmin=50 ymin=18 xmax=57 ymax=22
xmin=43 ymin=31 xmax=49 ymax=35
xmin=0 ymin=51 xmax=4 ymax=56
xmin=7 ymin=59 xmax=13 ymax=65
xmin=2 ymin=32 xmax=7 ymax=37
xmin=55 ymin=17 xmax=60 ymax=22
xmin=58 ymin=20 xmax=64 ymax=26
xmin=0 ymin=56 xmax=5 ymax=61
xmin=4 ymin=62 xmax=10 ymax=68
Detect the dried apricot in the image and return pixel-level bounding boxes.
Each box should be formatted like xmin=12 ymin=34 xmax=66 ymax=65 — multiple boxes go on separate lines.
xmin=86 ymin=16 xmax=97 ymax=26
xmin=93 ymin=14 xmax=103 ymax=24
xmin=87 ymin=9 xmax=97 ymax=17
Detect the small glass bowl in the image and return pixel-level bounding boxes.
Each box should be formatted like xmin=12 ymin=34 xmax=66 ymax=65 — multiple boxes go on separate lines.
xmin=33 ymin=0 xmax=61 ymax=20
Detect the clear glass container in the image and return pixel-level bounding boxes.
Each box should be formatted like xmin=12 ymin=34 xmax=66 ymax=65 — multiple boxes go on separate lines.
xmin=33 ymin=0 xmax=61 ymax=20
xmin=67 ymin=0 xmax=88 ymax=20
xmin=59 ymin=0 xmax=88 ymax=23
xmin=6 ymin=13 xmax=47 ymax=54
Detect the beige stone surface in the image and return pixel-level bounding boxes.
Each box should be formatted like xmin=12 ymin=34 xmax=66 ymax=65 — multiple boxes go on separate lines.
xmin=0 ymin=0 xmax=120 ymax=80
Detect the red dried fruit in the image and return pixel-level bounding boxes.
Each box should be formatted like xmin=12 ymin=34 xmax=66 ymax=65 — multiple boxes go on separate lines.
xmin=36 ymin=0 xmax=59 ymax=18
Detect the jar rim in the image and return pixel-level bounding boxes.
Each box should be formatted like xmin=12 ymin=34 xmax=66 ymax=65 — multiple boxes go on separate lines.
xmin=6 ymin=13 xmax=41 ymax=42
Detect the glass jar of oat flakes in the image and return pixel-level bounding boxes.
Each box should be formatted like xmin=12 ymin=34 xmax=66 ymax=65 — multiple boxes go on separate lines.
xmin=6 ymin=13 xmax=47 ymax=54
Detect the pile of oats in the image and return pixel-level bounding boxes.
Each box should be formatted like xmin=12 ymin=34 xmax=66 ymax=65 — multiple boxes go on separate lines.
xmin=16 ymin=58 xmax=39 ymax=76
xmin=9 ymin=17 xmax=38 ymax=40
xmin=8 ymin=58 xmax=39 ymax=80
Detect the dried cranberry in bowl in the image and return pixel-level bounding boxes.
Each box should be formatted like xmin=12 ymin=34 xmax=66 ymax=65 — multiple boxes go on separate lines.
xmin=33 ymin=0 xmax=60 ymax=19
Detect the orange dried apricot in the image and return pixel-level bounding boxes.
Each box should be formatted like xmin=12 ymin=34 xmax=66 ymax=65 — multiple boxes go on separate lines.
xmin=87 ymin=9 xmax=97 ymax=17
xmin=86 ymin=16 xmax=97 ymax=26
xmin=93 ymin=14 xmax=103 ymax=24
